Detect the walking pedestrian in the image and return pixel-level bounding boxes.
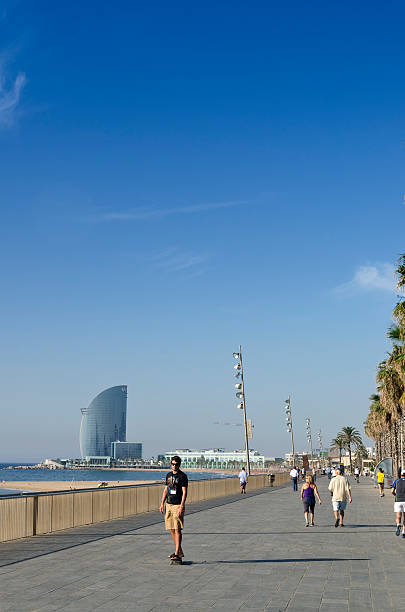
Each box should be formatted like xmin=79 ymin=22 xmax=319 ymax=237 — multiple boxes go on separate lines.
xmin=354 ymin=467 xmax=360 ymax=483
xmin=301 ymin=468 xmax=305 ymax=481
xmin=290 ymin=466 xmax=299 ymax=491
xmin=239 ymin=467 xmax=248 ymax=494
xmin=327 ymin=467 xmax=332 ymax=480
xmin=377 ymin=468 xmax=385 ymax=497
xmin=301 ymin=474 xmax=322 ymax=526
xmin=392 ymin=469 xmax=405 ymax=538
xmin=328 ymin=467 xmax=352 ymax=527
xmin=160 ymin=455 xmax=188 ymax=562
xmin=331 ymin=467 xmax=336 ymax=478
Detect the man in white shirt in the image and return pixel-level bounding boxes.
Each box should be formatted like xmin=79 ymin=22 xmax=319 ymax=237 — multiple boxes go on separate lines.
xmin=328 ymin=468 xmax=352 ymax=527
xmin=290 ymin=467 xmax=298 ymax=491
xmin=239 ymin=467 xmax=248 ymax=494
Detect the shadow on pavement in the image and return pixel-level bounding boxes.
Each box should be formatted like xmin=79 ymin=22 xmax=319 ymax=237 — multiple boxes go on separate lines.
xmin=181 ymin=557 xmax=370 ymax=566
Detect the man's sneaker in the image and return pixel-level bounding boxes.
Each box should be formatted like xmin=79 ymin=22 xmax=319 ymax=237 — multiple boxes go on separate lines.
xmin=402 ymin=532 xmax=405 ymax=539
xmin=335 ymin=519 xmax=339 ymax=528
xmin=396 ymin=525 xmax=401 ymax=536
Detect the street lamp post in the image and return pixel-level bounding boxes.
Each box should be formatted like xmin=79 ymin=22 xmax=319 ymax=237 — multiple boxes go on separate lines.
xmin=233 ymin=345 xmax=251 ymax=476
xmin=285 ymin=396 xmax=295 ymax=467
xmin=317 ymin=429 xmax=325 ymax=469
xmin=306 ymin=417 xmax=313 ymax=469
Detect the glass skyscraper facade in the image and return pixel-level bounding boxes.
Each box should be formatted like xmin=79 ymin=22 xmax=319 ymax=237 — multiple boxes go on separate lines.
xmin=111 ymin=441 xmax=142 ymax=460
xmin=80 ymin=386 xmax=127 ymax=457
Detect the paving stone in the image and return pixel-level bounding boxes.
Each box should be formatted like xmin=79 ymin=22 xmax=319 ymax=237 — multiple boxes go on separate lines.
xmin=0 ymin=478 xmax=403 ymax=611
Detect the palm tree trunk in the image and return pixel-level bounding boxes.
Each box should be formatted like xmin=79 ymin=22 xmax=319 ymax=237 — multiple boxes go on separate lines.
xmin=349 ymin=447 xmax=352 ymax=473
xmin=393 ymin=421 xmax=399 ymax=476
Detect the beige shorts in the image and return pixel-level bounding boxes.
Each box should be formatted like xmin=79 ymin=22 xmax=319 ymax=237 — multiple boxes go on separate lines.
xmin=165 ymin=504 xmax=184 ymax=531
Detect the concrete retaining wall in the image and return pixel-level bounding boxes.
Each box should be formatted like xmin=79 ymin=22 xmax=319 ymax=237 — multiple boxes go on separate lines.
xmin=0 ymin=472 xmax=290 ymax=543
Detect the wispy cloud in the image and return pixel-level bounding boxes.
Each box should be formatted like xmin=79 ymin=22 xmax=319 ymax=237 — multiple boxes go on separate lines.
xmin=333 ymin=263 xmax=397 ymax=295
xmin=91 ymin=200 xmax=244 ymax=222
xmin=148 ymin=247 xmax=207 ymax=274
xmin=0 ymin=58 xmax=26 ymax=127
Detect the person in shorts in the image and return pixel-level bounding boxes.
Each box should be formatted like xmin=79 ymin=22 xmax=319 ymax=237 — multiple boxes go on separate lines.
xmin=377 ymin=468 xmax=385 ymax=497
xmin=160 ymin=455 xmax=188 ymax=561
xmin=328 ymin=467 xmax=352 ymax=527
xmin=239 ymin=467 xmax=248 ymax=493
xmin=392 ymin=469 xmax=405 ymax=537
xmin=300 ymin=474 xmax=322 ymax=526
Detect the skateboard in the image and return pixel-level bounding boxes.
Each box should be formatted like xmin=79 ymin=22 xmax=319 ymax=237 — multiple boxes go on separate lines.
xmin=169 ymin=557 xmax=182 ymax=565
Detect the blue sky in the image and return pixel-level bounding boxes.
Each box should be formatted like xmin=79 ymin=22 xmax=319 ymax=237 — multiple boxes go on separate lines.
xmin=1 ymin=1 xmax=404 ymax=461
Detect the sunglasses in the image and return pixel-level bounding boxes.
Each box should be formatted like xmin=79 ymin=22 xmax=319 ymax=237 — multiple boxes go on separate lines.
xmin=171 ymin=462 xmax=180 ymax=466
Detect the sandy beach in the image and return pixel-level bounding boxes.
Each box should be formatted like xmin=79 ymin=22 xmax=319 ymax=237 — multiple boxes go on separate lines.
xmin=0 ymin=480 xmax=161 ymax=493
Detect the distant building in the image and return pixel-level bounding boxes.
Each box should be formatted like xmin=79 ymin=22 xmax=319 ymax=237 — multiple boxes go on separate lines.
xmin=284 ymin=452 xmax=306 ymax=465
xmin=84 ymin=456 xmax=113 ymax=466
xmin=111 ymin=441 xmax=142 ymax=460
xmin=164 ymin=448 xmax=265 ymax=468
xmin=80 ymin=386 xmax=127 ymax=457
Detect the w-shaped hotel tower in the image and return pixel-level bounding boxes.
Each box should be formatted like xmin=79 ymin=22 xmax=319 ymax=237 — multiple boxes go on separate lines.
xmin=80 ymin=385 xmax=127 ymax=457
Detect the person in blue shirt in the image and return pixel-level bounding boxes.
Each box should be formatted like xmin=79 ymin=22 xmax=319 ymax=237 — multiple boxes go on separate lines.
xmin=391 ymin=469 xmax=405 ymax=537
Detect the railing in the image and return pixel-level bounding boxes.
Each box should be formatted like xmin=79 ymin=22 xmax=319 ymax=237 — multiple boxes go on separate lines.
xmin=0 ymin=472 xmax=290 ymax=543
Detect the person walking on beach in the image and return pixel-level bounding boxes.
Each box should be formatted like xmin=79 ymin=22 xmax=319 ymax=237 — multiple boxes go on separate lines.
xmin=328 ymin=467 xmax=352 ymax=527
xmin=160 ymin=455 xmax=188 ymax=562
xmin=301 ymin=474 xmax=322 ymax=526
xmin=377 ymin=468 xmax=385 ymax=497
xmin=239 ymin=467 xmax=248 ymax=493
xmin=392 ymin=469 xmax=405 ymax=538
xmin=290 ymin=466 xmax=299 ymax=491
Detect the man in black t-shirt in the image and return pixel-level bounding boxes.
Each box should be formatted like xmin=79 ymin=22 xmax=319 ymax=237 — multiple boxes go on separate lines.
xmin=392 ymin=469 xmax=405 ymax=537
xmin=160 ymin=455 xmax=188 ymax=561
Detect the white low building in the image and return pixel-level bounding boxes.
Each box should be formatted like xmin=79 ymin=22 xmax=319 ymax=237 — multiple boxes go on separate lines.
xmin=164 ymin=448 xmax=265 ymax=468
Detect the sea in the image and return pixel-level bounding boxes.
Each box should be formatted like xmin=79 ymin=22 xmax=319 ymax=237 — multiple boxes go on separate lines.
xmin=0 ymin=462 xmax=229 ymax=488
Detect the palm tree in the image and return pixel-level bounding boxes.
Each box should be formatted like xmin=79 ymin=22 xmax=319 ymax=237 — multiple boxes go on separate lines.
xmin=330 ymin=435 xmax=345 ymax=465
xmin=339 ymin=426 xmax=362 ymax=473
xmin=396 ymin=254 xmax=405 ymax=291
xmin=364 ymin=254 xmax=405 ymax=469
xmin=354 ymin=444 xmax=368 ymax=469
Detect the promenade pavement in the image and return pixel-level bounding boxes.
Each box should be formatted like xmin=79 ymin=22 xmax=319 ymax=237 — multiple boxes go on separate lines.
xmin=0 ymin=477 xmax=404 ymax=611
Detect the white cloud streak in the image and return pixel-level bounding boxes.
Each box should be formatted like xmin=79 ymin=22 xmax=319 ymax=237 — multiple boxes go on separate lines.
xmin=93 ymin=200 xmax=244 ymax=222
xmin=333 ymin=263 xmax=397 ymax=295
xmin=0 ymin=60 xmax=26 ymax=126
xmin=148 ymin=247 xmax=207 ymax=274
